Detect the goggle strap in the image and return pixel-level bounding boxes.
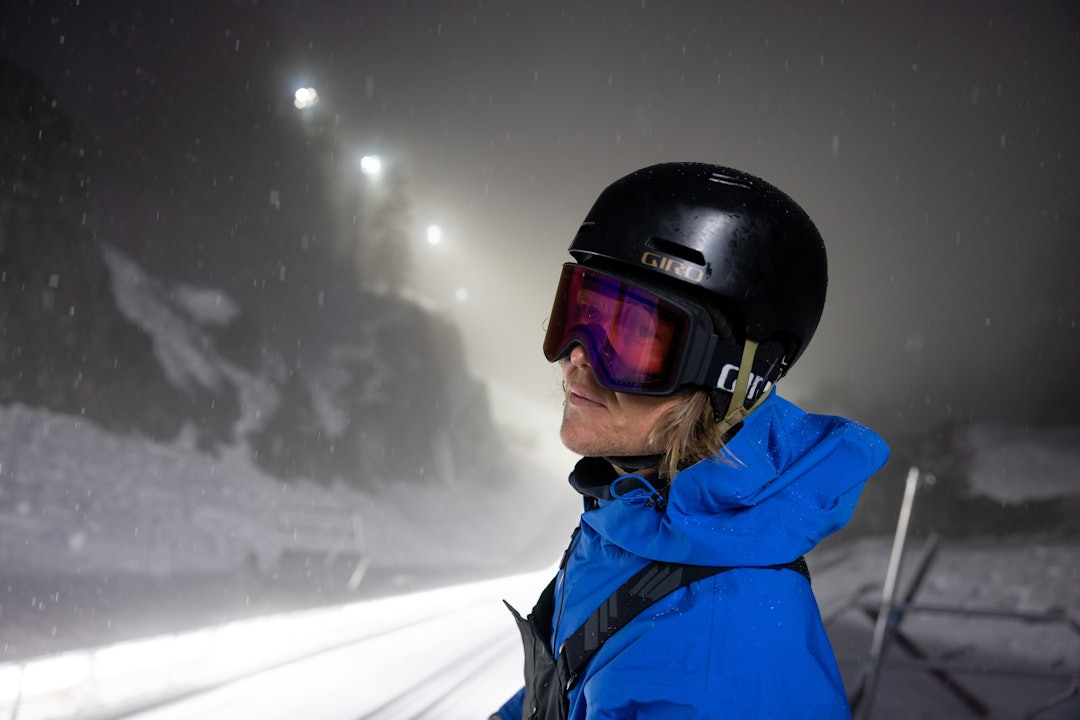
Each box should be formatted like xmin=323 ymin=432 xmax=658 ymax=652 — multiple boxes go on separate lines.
xmin=716 ymin=340 xmax=774 ymax=437
xmin=704 ymin=339 xmax=782 ymax=391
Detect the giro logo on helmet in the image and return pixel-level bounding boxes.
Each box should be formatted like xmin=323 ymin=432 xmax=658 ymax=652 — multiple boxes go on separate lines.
xmin=640 ymin=251 xmax=706 ymax=283
xmin=717 ymin=363 xmax=773 ymax=402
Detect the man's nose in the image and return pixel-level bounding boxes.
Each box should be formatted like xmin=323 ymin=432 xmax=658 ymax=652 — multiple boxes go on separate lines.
xmin=567 ymin=343 xmax=591 ymax=368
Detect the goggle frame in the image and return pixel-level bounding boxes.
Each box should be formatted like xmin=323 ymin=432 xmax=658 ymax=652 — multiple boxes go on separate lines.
xmin=543 ymin=263 xmax=734 ymax=396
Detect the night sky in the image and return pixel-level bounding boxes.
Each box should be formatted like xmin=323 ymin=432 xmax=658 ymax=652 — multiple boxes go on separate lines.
xmin=4 ymin=0 xmax=1079 ymax=436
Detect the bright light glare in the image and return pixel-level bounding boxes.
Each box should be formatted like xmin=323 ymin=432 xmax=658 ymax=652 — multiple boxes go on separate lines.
xmin=20 ymin=651 xmax=90 ymax=694
xmin=359 ymin=155 xmax=382 ymax=176
xmin=293 ymin=87 xmax=319 ymax=110
xmin=426 ymin=225 xmax=443 ymax=245
xmin=455 ymin=287 xmax=468 ymax=302
xmin=94 ymin=635 xmax=177 ymax=675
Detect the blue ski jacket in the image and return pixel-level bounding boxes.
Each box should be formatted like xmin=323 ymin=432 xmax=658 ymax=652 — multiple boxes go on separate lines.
xmin=496 ymin=393 xmax=889 ymax=719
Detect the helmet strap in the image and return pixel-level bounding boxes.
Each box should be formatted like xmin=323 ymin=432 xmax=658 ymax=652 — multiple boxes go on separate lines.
xmin=715 ymin=340 xmax=773 ymax=437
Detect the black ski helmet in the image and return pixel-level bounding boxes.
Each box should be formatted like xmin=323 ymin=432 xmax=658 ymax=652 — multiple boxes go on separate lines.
xmin=567 ymin=162 xmax=828 ymax=377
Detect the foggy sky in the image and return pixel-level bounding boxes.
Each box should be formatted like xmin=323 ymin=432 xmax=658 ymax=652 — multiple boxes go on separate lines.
xmin=5 ymin=0 xmax=1079 ymax=435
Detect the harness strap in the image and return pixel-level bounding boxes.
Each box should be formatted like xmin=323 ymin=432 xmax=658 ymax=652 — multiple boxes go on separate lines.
xmin=557 ymin=556 xmax=810 ymax=691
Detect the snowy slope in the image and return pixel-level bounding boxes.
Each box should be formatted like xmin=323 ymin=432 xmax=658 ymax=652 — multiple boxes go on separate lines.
xmin=0 ymin=397 xmax=578 ymax=579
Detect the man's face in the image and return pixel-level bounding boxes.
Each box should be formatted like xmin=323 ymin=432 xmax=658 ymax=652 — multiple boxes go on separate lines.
xmin=559 ymin=343 xmax=686 ymax=460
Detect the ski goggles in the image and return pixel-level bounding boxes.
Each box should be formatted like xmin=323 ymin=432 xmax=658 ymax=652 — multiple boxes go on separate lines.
xmin=543 ymin=263 xmax=729 ymax=395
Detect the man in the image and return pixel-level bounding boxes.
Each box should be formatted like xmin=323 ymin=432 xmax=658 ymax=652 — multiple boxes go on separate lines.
xmin=493 ymin=162 xmax=889 ymax=719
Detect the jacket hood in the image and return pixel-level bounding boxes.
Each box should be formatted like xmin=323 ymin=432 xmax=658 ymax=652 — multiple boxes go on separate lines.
xmin=578 ymin=393 xmax=890 ymax=566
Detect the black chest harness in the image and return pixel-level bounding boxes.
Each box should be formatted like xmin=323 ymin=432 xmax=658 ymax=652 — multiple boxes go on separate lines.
xmin=504 ymin=552 xmax=810 ymax=720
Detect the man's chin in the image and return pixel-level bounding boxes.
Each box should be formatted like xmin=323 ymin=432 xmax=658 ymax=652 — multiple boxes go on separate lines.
xmin=559 ymin=424 xmax=590 ymax=457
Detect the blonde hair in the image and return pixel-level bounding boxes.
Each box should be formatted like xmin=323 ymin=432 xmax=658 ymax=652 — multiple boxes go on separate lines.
xmin=647 ymin=389 xmax=731 ymax=481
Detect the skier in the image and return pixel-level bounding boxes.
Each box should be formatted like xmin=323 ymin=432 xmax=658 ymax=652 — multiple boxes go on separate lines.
xmin=491 ymin=162 xmax=889 ymax=719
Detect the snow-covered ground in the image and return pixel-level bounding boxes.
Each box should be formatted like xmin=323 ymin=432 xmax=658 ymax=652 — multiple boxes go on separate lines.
xmin=0 ymin=393 xmax=581 ymax=656
xmin=816 ymin=535 xmax=1080 ymax=719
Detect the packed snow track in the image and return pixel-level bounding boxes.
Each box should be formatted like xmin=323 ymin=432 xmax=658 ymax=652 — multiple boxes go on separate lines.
xmin=0 ymin=569 xmax=549 ymax=720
